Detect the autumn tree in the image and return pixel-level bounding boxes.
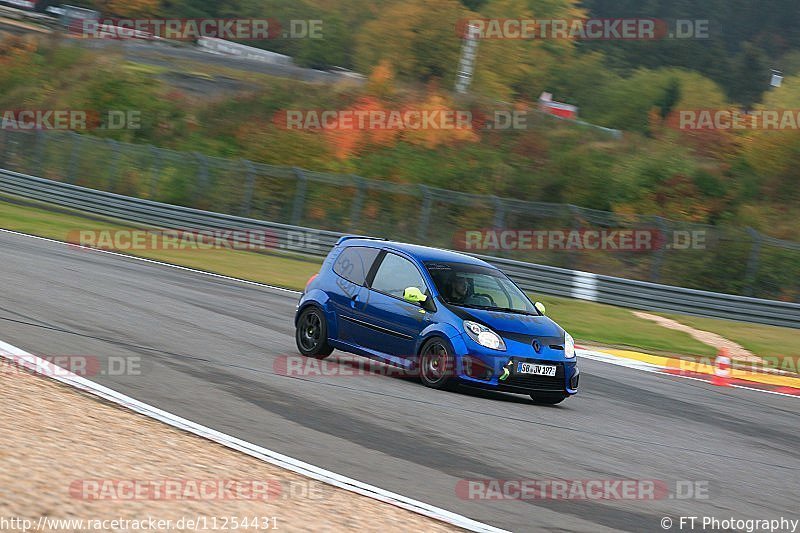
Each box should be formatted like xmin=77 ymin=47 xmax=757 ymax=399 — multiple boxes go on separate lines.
xmin=741 ymin=75 xmax=800 ymax=203
xmin=93 ymin=0 xmax=160 ymax=17
xmin=355 ymin=0 xmax=465 ymax=84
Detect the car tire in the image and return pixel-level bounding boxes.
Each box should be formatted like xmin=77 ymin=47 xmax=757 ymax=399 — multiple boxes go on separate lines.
xmin=419 ymin=337 xmax=455 ymax=390
xmin=529 ymin=392 xmax=568 ymax=405
xmin=295 ymin=306 xmax=333 ymax=359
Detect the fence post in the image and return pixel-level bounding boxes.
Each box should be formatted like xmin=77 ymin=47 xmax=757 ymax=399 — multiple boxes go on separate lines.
xmin=0 ymin=130 xmax=6 ymax=168
xmin=240 ymin=159 xmax=256 ymax=217
xmin=149 ymin=145 xmax=162 ymax=199
xmin=106 ymin=139 xmax=121 ymax=190
xmin=650 ymin=216 xmax=668 ymax=283
xmin=5 ymin=131 xmax=15 ymax=171
xmin=567 ymin=204 xmax=581 ymax=269
xmin=492 ymin=196 xmax=506 ymax=229
xmin=349 ymin=175 xmax=365 ymax=231
xmin=66 ymin=133 xmax=83 ymax=183
xmin=35 ymin=129 xmax=46 ymax=177
xmin=290 ymin=167 xmax=307 ymax=225
xmin=743 ymin=227 xmax=762 ymax=297
xmin=418 ymin=185 xmax=433 ymax=240
xmin=193 ymin=152 xmax=209 ymax=203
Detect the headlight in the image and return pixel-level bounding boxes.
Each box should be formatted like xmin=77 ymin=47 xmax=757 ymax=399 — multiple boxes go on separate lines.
xmin=463 ymin=320 xmax=506 ymax=351
xmin=564 ymin=332 xmax=576 ymax=358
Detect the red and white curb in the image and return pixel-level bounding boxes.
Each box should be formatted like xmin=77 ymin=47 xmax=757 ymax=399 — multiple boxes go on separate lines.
xmin=0 ymin=339 xmax=507 ymax=533
xmin=577 ymin=349 xmax=800 ymax=398
xmin=576 ymin=349 xmax=663 ymax=373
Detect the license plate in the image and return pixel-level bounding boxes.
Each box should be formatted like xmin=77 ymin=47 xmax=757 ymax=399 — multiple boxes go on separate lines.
xmin=517 ymin=362 xmax=557 ymax=376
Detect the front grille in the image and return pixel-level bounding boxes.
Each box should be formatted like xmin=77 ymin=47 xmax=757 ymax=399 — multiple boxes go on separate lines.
xmin=504 ymin=358 xmax=565 ymax=391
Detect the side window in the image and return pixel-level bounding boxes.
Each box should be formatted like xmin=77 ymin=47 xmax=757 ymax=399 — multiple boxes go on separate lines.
xmin=370 ymin=253 xmax=426 ymax=298
xmin=333 ymin=246 xmax=380 ymax=285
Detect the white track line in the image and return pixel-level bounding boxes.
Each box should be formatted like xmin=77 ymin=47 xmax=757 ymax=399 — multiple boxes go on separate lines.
xmin=576 ymin=349 xmax=663 ymax=373
xmin=0 ymin=228 xmax=301 ymax=294
xmin=0 ymin=339 xmax=507 ymax=533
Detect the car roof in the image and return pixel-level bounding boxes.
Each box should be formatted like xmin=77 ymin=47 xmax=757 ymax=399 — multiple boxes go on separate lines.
xmin=339 ymin=237 xmax=494 ymax=267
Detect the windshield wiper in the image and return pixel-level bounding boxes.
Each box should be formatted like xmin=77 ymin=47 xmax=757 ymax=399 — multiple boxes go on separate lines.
xmin=453 ymin=303 xmax=538 ymax=316
xmin=479 ymin=306 xmax=540 ymax=316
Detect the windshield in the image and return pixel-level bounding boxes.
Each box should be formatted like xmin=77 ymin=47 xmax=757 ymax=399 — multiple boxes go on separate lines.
xmin=424 ymin=262 xmax=537 ymax=314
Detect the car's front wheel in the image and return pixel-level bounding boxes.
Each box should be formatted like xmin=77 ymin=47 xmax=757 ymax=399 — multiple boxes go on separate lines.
xmin=295 ymin=306 xmax=333 ymax=359
xmin=419 ymin=338 xmax=455 ymax=390
xmin=529 ymin=392 xmax=568 ymax=405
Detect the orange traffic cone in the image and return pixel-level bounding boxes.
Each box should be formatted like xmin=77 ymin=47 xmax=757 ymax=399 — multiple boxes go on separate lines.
xmin=711 ymin=348 xmax=732 ymax=387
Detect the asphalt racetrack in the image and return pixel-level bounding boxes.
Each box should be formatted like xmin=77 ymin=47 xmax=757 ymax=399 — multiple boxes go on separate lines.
xmin=1 ymin=230 xmax=798 ymax=532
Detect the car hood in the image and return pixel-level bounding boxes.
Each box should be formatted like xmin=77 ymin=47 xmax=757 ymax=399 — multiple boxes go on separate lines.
xmin=447 ymin=305 xmax=564 ymax=338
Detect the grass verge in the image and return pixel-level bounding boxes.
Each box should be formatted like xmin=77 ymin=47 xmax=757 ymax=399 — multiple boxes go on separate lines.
xmin=656 ymin=313 xmax=799 ymax=371
xmin=0 ymin=195 xmax=322 ymax=290
xmin=535 ymin=296 xmax=716 ymax=357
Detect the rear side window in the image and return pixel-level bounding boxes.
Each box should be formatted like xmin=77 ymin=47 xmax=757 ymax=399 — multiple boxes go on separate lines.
xmin=370 ymin=253 xmax=427 ymax=298
xmin=333 ymin=246 xmax=380 ymax=285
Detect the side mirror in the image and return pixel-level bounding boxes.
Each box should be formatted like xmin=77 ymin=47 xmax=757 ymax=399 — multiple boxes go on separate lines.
xmin=534 ymin=301 xmax=546 ymax=315
xmin=403 ymin=286 xmax=427 ymax=304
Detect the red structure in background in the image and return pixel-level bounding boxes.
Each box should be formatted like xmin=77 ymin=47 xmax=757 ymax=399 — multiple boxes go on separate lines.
xmin=539 ymin=92 xmax=578 ymax=120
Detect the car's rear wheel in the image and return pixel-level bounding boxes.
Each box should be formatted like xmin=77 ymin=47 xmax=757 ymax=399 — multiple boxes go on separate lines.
xmin=529 ymin=392 xmax=568 ymax=405
xmin=296 ymin=307 xmax=333 ymax=359
xmin=419 ymin=338 xmax=455 ymax=390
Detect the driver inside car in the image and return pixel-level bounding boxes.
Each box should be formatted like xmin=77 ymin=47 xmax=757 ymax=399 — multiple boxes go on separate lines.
xmin=450 ymin=275 xmax=470 ymax=303
xmin=448 ymin=274 xmax=494 ymax=307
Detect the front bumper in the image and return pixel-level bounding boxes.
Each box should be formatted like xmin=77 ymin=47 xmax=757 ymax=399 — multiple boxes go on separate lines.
xmin=450 ymin=333 xmax=579 ymax=395
xmin=460 ymin=358 xmax=579 ymax=394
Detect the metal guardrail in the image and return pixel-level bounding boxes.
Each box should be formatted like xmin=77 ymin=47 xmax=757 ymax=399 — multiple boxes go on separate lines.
xmin=1 ymin=168 xmax=799 ymax=328
xmin=197 ymin=37 xmax=293 ymax=65
xmin=486 ymin=256 xmax=800 ymax=328
xmin=0 ymin=169 xmax=342 ymax=256
xmin=2 ymin=129 xmax=799 ymax=301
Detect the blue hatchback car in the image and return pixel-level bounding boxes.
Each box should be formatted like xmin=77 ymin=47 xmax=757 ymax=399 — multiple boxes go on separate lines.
xmin=294 ymin=236 xmax=579 ymax=404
